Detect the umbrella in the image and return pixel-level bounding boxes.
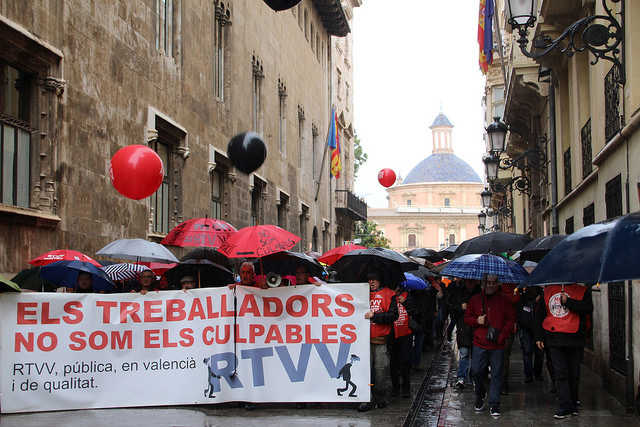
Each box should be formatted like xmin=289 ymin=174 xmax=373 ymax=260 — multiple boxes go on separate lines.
xmin=440 ymin=254 xmax=524 ymax=283
xmin=525 ymin=221 xmax=615 ymax=286
xmin=96 ymin=238 xmax=179 ymax=263
xmin=11 ymin=267 xmax=57 ymax=292
xmin=305 ymin=251 xmax=322 ymax=259
xmin=519 ymin=235 xmax=567 ymax=263
xmin=454 ymin=232 xmax=532 ymax=258
xmin=400 ymin=272 xmax=429 ymax=290
xmin=257 ymin=251 xmax=324 ymax=277
xmin=101 ymin=263 xmax=151 ymax=281
xmin=165 ymin=259 xmax=234 ymax=288
xmin=404 ymin=248 xmax=443 ymax=262
xmin=181 ymin=248 xmax=231 ymax=269
xmin=599 ymin=212 xmax=640 ymax=283
xmin=137 ymin=261 xmax=178 ymax=276
xmin=504 ymin=259 xmax=529 ymax=284
xmin=218 ymin=225 xmax=300 ymax=258
xmin=40 ymin=260 xmax=116 ymax=291
xmin=318 ymin=243 xmax=366 ymax=265
xmin=332 ymin=247 xmax=416 ymax=287
xmin=438 ymin=244 xmax=459 ymax=259
xmin=0 ymin=276 xmax=21 ymax=292
xmin=29 ymin=250 xmax=102 ymax=267
xmin=161 ymin=218 xmax=237 ymax=248
xmin=407 ymin=265 xmax=438 ymax=281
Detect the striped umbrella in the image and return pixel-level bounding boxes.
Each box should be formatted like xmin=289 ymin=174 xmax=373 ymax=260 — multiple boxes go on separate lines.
xmin=101 ymin=263 xmax=151 ymax=281
xmin=440 ymin=254 xmax=524 ymax=284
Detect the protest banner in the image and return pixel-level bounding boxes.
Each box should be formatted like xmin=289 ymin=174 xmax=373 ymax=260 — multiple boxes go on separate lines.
xmin=0 ymin=283 xmax=370 ymax=413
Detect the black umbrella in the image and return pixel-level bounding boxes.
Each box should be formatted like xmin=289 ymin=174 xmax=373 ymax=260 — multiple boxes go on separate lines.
xmin=333 ymin=247 xmax=417 ymax=287
xmin=407 ymin=265 xmax=438 ymax=281
xmin=519 ymin=235 xmax=567 ymax=263
xmin=454 ymin=232 xmax=532 ymax=258
xmin=165 ymin=259 xmax=234 ymax=288
xmin=181 ymin=248 xmax=231 ymax=269
xmin=525 ymin=221 xmax=614 ymax=286
xmin=404 ymin=248 xmax=443 ymax=262
xmin=257 ymin=251 xmax=324 ymax=277
xmin=438 ymin=245 xmax=459 ymax=259
xmin=11 ymin=267 xmax=57 ymax=292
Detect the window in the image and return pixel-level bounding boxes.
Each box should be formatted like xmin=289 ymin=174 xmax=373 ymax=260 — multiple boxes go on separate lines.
xmin=304 ymin=10 xmax=309 ymax=40
xmin=336 ymin=68 xmax=342 ymax=99
xmin=311 ymin=124 xmax=319 ymax=179
xmin=563 ymin=148 xmax=572 ymax=196
xmin=312 ymin=226 xmax=318 ymax=252
xmin=565 ymin=217 xmax=574 ymax=235
xmin=250 ymin=177 xmax=266 ymax=226
xmin=211 ymin=168 xmax=223 ymax=220
xmin=605 ymin=174 xmax=622 ymax=220
xmin=213 ymin=2 xmax=230 ymax=101
xmin=150 ymin=139 xmax=171 ymax=234
xmin=444 ymin=198 xmax=450 ymax=207
xmin=322 ymin=222 xmax=329 ymax=253
xmin=583 ymin=203 xmax=595 ymax=227
xmin=1 ymin=63 xmax=32 ymax=208
xmin=408 ymin=234 xmax=417 ymax=248
xmin=605 ymin=65 xmax=621 ymax=143
xmin=155 ymin=0 xmax=174 ymax=56
xmin=492 ymin=85 xmax=505 ymax=119
xmin=581 ymin=118 xmax=592 ymax=178
xmin=277 ymin=192 xmax=289 ymax=229
xmin=299 ymin=204 xmax=309 ymax=251
xmin=251 ymin=56 xmax=264 ymax=134
xmin=278 ymin=79 xmax=287 ymax=156
xmin=297 ymin=106 xmax=305 ymax=168
xmin=449 ymin=233 xmax=456 ymax=245
xmin=406 ymin=199 xmax=412 ymax=206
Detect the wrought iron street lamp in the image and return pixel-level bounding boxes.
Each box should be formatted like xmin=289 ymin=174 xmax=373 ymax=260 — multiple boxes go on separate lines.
xmin=481 ymin=188 xmax=493 ymax=209
xmin=478 ymin=212 xmax=487 ymax=228
xmin=483 ymin=155 xmax=500 ymax=181
xmin=478 ymin=224 xmax=486 ymax=234
xmin=506 ymin=0 xmax=625 ymax=84
xmin=486 ymin=117 xmax=508 ymax=155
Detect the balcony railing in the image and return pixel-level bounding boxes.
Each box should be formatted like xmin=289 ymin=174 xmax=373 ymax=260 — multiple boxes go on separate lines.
xmin=335 ymin=190 xmax=367 ymax=221
xmin=581 ymin=118 xmax=592 ymax=179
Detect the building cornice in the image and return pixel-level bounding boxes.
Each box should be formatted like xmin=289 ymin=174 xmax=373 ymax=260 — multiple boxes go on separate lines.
xmin=312 ymin=0 xmax=350 ymax=36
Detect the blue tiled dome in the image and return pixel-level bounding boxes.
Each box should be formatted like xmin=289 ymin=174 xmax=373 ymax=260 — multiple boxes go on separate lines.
xmin=403 ymin=153 xmax=482 ymax=184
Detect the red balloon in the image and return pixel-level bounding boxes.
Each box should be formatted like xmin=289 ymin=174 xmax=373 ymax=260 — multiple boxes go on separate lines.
xmin=378 ymin=168 xmax=396 ymax=188
xmin=110 ymin=145 xmax=164 ymax=200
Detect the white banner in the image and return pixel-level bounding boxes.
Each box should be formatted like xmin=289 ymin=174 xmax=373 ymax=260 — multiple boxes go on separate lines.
xmin=0 ymin=284 xmax=370 ymax=413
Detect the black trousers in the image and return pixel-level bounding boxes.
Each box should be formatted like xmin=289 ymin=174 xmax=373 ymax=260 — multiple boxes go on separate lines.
xmin=390 ymin=334 xmax=412 ymax=392
xmin=549 ymin=346 xmax=582 ymax=411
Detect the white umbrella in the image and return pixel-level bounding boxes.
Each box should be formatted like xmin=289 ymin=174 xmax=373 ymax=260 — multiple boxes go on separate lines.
xmin=96 ymin=239 xmax=179 ymax=263
xmin=101 ymin=263 xmax=151 ymax=281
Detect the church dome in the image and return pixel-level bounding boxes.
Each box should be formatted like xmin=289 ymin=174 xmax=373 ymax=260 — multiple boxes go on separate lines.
xmin=402 ymin=153 xmax=483 ymax=184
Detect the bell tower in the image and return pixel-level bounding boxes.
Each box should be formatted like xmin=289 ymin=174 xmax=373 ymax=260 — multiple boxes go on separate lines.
xmin=430 ymin=112 xmax=454 ymax=154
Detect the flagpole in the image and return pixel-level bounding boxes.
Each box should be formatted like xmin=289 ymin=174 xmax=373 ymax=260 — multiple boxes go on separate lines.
xmin=315 ymin=108 xmax=335 ymax=202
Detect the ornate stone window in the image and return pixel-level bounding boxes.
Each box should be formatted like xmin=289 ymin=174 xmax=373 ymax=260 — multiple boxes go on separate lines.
xmin=277 ymin=190 xmax=289 ymax=229
xmin=311 ymin=123 xmax=319 ymax=180
xmin=407 ymin=234 xmax=417 ymax=249
xmin=0 ymin=17 xmax=65 ymax=226
xmin=278 ymin=79 xmax=287 ymax=157
xmin=297 ymin=105 xmax=305 ymax=168
xmin=252 ymin=55 xmax=264 ymax=134
xmin=155 ymin=0 xmax=181 ymax=58
xmin=250 ymin=175 xmax=267 ymax=226
xmin=213 ymin=1 xmax=231 ymax=101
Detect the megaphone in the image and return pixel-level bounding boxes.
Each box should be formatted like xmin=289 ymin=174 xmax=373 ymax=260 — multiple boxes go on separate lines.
xmin=266 ymin=272 xmax=282 ymax=288
xmin=263 ymin=0 xmax=302 ymax=11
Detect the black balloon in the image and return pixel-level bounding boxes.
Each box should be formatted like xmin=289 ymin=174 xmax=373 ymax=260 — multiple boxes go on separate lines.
xmin=227 ymin=132 xmax=267 ymax=174
xmin=263 ymin=0 xmax=302 ymax=11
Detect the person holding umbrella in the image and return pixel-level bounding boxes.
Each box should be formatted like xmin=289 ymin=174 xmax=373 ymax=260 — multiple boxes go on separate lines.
xmin=359 ymin=271 xmax=398 ymax=412
xmin=448 ymin=279 xmax=480 ymax=390
xmin=534 ymin=283 xmax=593 ymax=419
xmin=72 ymin=272 xmax=94 ymax=293
xmin=464 ymin=274 xmax=515 ymax=418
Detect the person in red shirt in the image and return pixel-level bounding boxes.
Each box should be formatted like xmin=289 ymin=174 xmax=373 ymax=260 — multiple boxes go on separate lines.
xmin=464 ymin=274 xmax=516 ymax=418
xmin=359 ymin=271 xmax=398 ymax=412
xmin=500 ymin=282 xmax=520 ymax=395
xmin=390 ymin=284 xmax=417 ymax=398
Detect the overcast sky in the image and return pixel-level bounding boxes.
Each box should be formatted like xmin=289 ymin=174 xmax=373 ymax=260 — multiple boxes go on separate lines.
xmin=352 ymin=1 xmax=486 ymax=208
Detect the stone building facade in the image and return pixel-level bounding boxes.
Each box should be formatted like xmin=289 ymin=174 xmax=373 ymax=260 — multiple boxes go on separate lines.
xmin=481 ymin=0 xmax=640 ymax=407
xmin=0 ymin=0 xmax=356 ymax=275
xmin=369 ymin=113 xmax=483 ymax=252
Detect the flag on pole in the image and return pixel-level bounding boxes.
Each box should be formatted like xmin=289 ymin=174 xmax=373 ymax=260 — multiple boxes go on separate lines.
xmin=329 ymin=109 xmax=342 ymax=178
xmin=478 ymin=0 xmax=494 ymax=74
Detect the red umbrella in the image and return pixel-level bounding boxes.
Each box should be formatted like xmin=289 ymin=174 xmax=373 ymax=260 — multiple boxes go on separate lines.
xmin=161 ymin=218 xmax=237 ymax=248
xmin=137 ymin=261 xmax=178 ymax=276
xmin=29 ymin=250 xmax=102 ymax=267
xmin=318 ymin=243 xmax=366 ymax=265
xmin=218 ymin=225 xmax=300 ymax=258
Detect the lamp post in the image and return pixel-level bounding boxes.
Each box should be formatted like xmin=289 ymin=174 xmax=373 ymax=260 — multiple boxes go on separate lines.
xmin=505 ymin=0 xmax=625 ymax=84
xmin=486 ymin=117 xmax=509 ymax=155
xmin=481 ymin=188 xmax=493 ymax=209
xmin=483 ymin=155 xmax=500 ymax=181
xmin=478 ymin=212 xmax=487 ymax=229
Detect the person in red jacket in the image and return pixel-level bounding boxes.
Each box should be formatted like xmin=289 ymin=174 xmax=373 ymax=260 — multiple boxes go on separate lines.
xmin=359 ymin=271 xmax=398 ymax=412
xmin=390 ymin=285 xmax=418 ymax=398
xmin=464 ymin=274 xmax=516 ymax=418
xmin=500 ymin=282 xmax=520 ymax=395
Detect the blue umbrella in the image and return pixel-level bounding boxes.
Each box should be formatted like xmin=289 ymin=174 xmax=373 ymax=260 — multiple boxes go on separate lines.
xmin=441 ymin=254 xmax=523 ymax=283
xmin=504 ymin=259 xmax=529 ymax=284
xmin=525 ymin=221 xmax=617 ymax=286
xmin=599 ymin=212 xmax=640 ymax=283
xmin=401 ymin=272 xmax=429 ymax=290
xmin=40 ymin=260 xmax=116 ymax=291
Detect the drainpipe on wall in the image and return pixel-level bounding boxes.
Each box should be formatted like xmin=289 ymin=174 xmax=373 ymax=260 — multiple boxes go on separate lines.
xmin=548 ymin=71 xmax=559 ymax=235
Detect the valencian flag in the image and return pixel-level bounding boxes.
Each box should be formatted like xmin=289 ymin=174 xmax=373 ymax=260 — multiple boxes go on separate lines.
xmin=329 ymin=108 xmax=342 ymax=178
xmin=478 ymin=0 xmax=494 ymax=73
